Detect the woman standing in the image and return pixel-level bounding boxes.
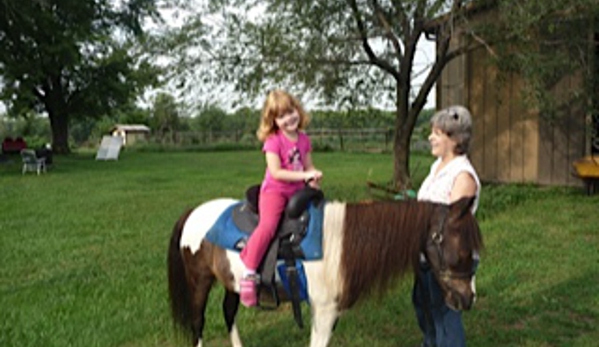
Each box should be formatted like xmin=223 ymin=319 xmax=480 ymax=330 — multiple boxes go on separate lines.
xmin=413 ymin=105 xmax=481 ymax=347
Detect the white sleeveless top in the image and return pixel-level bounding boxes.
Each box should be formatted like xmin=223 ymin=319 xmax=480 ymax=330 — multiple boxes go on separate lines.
xmin=417 ymin=155 xmax=481 ymax=214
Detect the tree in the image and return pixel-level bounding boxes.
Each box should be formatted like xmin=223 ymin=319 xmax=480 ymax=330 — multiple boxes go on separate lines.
xmin=164 ymin=0 xmax=493 ymax=188
xmin=490 ymin=1 xmax=599 ymax=120
xmin=0 ymin=0 xmax=161 ymax=153
xmin=461 ymin=1 xmax=599 ymax=156
xmin=166 ymin=0 xmax=599 ymax=187
xmin=150 ymin=92 xmax=181 ymax=142
xmin=192 ymin=104 xmax=228 ymax=132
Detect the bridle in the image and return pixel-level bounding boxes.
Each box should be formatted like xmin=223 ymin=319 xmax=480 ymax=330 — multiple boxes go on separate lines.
xmin=428 ymin=207 xmax=476 ymax=281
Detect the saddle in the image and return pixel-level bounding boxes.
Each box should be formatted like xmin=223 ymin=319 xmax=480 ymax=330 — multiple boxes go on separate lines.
xmin=233 ymin=184 xmax=324 ymax=327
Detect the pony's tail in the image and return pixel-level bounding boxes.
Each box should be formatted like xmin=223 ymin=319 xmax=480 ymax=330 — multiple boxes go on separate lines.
xmin=167 ymin=208 xmax=194 ymax=341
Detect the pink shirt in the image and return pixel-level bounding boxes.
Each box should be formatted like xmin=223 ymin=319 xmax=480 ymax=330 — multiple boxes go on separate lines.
xmin=261 ymin=130 xmax=312 ymax=196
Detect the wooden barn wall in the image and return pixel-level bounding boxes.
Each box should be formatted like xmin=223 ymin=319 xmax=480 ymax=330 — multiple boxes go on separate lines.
xmin=438 ymin=50 xmax=467 ymax=106
xmin=480 ymin=49 xmax=498 ymax=181
xmin=537 ymin=72 xmax=586 ymax=186
xmin=440 ymin=43 xmax=585 ymax=186
xmin=436 ymin=9 xmax=588 ymax=187
xmin=495 ymin=67 xmax=512 ymax=182
xmin=468 ymin=47 xmax=485 ymax=178
xmin=439 ymin=45 xmax=542 ymax=184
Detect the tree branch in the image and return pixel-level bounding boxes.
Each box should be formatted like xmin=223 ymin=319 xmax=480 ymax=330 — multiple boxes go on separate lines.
xmin=195 ymin=54 xmax=374 ymax=68
xmin=347 ymin=0 xmax=400 ymax=80
xmin=391 ymin=0 xmax=411 ymax=39
xmin=409 ymin=9 xmax=458 ymax=124
xmin=372 ymin=0 xmax=403 ymax=59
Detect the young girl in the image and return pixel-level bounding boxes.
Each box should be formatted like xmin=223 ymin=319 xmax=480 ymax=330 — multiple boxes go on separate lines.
xmin=239 ymin=90 xmax=322 ymax=307
xmin=413 ymin=105 xmax=480 ymax=347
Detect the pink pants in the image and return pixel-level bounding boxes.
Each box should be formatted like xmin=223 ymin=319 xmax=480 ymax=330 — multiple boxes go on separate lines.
xmin=240 ymin=190 xmax=292 ymax=270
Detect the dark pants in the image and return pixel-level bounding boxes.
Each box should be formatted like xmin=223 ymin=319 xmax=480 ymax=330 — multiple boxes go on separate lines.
xmin=412 ymin=264 xmax=466 ymax=347
xmin=35 ymin=148 xmax=52 ymax=165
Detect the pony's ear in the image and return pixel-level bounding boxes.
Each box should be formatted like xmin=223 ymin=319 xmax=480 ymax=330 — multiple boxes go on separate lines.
xmin=449 ymin=196 xmax=475 ymax=220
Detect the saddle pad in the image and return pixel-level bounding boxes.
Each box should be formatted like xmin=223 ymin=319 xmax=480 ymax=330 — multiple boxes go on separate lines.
xmin=300 ymin=202 xmax=324 ymax=259
xmin=205 ymin=201 xmax=324 ymax=260
xmin=204 ymin=202 xmax=246 ymax=249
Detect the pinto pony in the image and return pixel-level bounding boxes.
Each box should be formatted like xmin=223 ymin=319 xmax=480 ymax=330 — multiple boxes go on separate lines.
xmin=167 ymin=196 xmax=483 ymax=347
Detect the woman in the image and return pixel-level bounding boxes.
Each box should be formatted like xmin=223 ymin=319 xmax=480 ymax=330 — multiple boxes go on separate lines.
xmin=413 ymin=105 xmax=480 ymax=347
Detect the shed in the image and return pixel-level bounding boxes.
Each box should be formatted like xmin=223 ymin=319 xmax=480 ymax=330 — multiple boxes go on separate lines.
xmin=435 ymin=8 xmax=597 ymax=187
xmin=110 ymin=124 xmax=151 ymax=146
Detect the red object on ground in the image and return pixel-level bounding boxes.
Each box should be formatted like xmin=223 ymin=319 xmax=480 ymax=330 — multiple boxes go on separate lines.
xmin=2 ymin=137 xmax=28 ymax=154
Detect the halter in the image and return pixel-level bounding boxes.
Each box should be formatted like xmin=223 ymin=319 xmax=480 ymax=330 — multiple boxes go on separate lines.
xmin=428 ymin=207 xmax=476 ymax=281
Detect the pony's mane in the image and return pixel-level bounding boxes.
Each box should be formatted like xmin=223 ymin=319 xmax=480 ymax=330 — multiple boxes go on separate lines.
xmin=462 ymin=211 xmax=484 ymax=252
xmin=338 ymin=199 xmax=435 ymax=310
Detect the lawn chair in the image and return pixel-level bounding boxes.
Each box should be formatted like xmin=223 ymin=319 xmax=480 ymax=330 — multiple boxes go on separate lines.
xmin=21 ymin=149 xmax=46 ymax=175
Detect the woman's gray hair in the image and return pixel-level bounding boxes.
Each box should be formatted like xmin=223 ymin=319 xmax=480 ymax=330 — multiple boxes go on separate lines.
xmin=431 ymin=105 xmax=473 ymax=155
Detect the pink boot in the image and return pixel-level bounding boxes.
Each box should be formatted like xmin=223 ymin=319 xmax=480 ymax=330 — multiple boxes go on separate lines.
xmin=240 ymin=275 xmax=258 ymax=307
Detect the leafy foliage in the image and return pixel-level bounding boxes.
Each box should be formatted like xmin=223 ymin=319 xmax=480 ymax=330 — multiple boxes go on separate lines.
xmin=479 ymin=1 xmax=599 ymax=118
xmin=0 ymin=112 xmax=51 ymax=148
xmin=311 ymin=108 xmax=395 ymax=129
xmin=159 ymin=0 xmax=599 ymax=184
xmin=150 ymin=92 xmax=181 ymax=142
xmin=0 ymin=0 xmax=162 ymax=153
xmin=160 ymin=0 xmax=486 ymax=187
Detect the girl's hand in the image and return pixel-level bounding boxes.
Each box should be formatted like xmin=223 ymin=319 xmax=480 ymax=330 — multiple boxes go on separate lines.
xmin=304 ymin=170 xmax=323 ymax=182
xmin=308 ymin=179 xmax=320 ymax=189
xmin=304 ymin=170 xmax=323 ymax=188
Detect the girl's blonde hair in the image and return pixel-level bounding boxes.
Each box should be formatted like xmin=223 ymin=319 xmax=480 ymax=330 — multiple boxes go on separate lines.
xmin=256 ymin=90 xmax=310 ymax=142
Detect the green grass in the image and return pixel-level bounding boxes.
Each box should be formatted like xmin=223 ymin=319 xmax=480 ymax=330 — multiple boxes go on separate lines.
xmin=1 ymin=150 xmax=598 ymax=347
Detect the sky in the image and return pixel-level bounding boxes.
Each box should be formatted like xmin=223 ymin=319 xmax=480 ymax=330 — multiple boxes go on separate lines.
xmin=413 ymin=40 xmax=437 ymax=109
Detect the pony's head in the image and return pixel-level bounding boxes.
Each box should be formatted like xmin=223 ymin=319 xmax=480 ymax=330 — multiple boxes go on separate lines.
xmin=424 ymin=196 xmax=483 ymax=311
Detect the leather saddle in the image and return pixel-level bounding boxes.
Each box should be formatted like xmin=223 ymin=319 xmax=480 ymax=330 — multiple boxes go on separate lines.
xmin=231 ymin=185 xmax=324 ymax=257
xmin=232 ymin=184 xmax=324 ymax=328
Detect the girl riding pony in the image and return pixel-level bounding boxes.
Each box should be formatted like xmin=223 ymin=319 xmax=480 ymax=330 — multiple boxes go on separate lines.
xmin=240 ymin=90 xmax=323 ymax=307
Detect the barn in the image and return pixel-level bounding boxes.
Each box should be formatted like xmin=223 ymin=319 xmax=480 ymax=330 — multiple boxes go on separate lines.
xmin=434 ymin=6 xmax=598 ymax=187
xmin=110 ymin=124 xmax=151 ymax=147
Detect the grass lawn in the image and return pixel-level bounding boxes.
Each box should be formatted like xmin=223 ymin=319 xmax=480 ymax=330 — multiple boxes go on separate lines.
xmin=1 ymin=150 xmax=597 ymax=347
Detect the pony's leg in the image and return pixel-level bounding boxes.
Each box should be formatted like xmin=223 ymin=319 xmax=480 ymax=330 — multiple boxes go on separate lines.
xmin=190 ymin=273 xmax=216 ymax=347
xmin=223 ymin=289 xmax=243 ymax=347
xmin=309 ymin=302 xmax=339 ymax=347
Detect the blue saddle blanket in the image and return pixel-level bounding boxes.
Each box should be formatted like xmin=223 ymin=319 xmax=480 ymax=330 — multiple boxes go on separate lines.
xmin=205 ymin=201 xmax=324 ymax=260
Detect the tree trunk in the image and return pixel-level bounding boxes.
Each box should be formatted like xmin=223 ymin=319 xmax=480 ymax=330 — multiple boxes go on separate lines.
xmin=392 ymin=69 xmax=415 ymax=190
xmin=392 ymin=116 xmax=412 ymax=190
xmin=48 ymin=110 xmax=70 ymax=154
xmin=39 ymin=75 xmax=71 ymax=154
